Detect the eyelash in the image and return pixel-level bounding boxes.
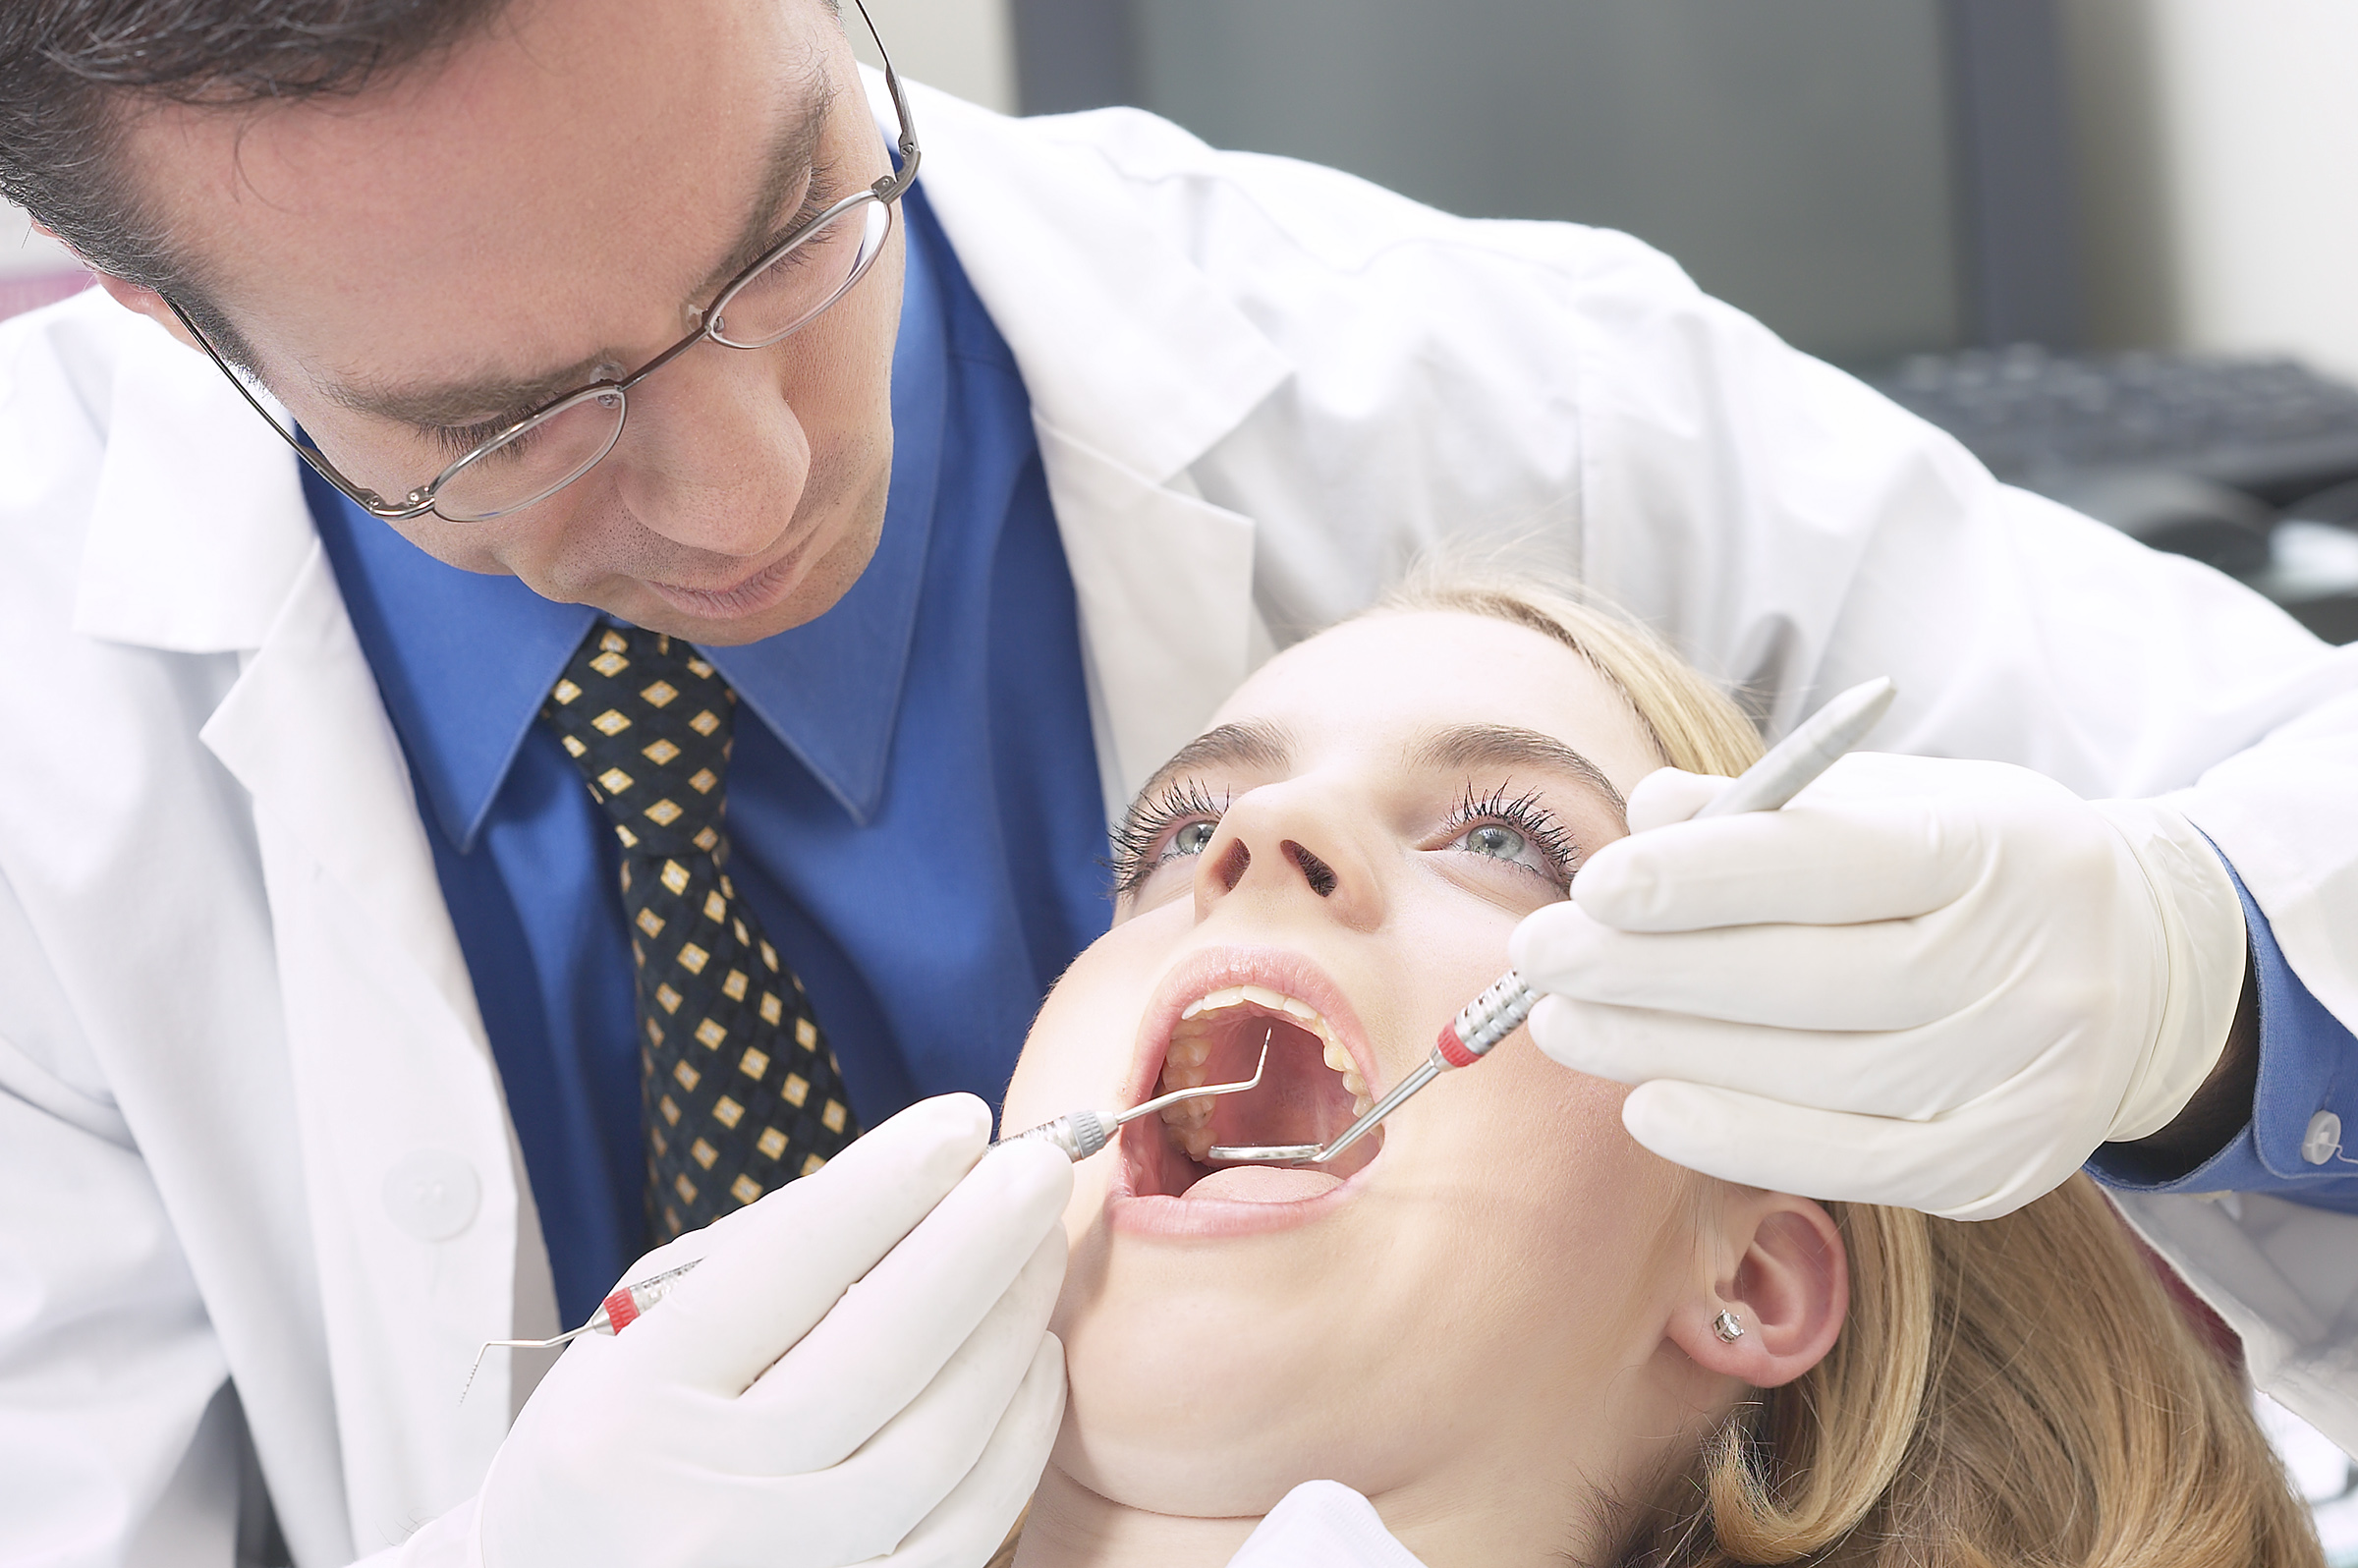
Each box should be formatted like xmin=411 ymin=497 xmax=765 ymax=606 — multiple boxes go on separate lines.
xmin=434 ymin=415 xmax=529 ymax=460
xmin=1105 ymin=779 xmax=1584 ymax=897
xmin=423 ymin=169 xmax=846 ymax=460
xmin=1445 ymin=784 xmax=1581 ymax=888
xmin=1108 ymin=779 xmax=1229 ymax=897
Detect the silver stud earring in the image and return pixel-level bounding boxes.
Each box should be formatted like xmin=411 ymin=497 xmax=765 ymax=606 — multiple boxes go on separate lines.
xmin=1712 ymin=1309 xmax=1744 ymax=1343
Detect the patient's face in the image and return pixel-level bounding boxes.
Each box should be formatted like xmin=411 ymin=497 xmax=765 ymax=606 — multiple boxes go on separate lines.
xmin=1002 ymin=610 xmax=1713 ymax=1526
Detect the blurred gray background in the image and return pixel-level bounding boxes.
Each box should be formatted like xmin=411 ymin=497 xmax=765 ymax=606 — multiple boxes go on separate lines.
xmin=1097 ymin=0 xmax=1968 ymax=365
xmin=18 ymin=0 xmax=2358 ymax=384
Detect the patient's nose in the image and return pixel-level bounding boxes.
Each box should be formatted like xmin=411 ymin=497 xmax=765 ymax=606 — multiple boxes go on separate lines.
xmin=1194 ymin=789 xmax=1382 ymax=931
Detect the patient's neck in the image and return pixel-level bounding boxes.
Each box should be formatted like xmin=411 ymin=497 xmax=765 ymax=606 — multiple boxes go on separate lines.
xmin=1012 ymin=1466 xmax=1261 ymax=1566
xmin=1010 ymin=1449 xmax=1643 ymax=1567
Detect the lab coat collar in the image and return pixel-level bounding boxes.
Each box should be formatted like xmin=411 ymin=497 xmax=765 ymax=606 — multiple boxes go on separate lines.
xmin=71 ymin=303 xmax=318 ymax=652
xmin=882 ymin=75 xmax=1292 ymax=487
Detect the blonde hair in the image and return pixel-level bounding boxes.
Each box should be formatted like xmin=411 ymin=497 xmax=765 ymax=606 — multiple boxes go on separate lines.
xmin=1375 ymin=568 xmax=2321 ymax=1568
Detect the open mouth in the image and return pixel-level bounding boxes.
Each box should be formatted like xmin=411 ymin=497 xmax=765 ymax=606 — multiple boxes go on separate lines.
xmin=1121 ymin=982 xmax=1383 ymax=1206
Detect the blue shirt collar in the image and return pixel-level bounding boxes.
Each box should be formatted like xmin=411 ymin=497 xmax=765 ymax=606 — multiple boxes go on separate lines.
xmin=318 ymin=189 xmax=951 ymax=850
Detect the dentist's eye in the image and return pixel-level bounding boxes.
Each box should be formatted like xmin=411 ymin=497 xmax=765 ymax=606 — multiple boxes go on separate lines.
xmin=1109 ymin=779 xmax=1230 ymax=896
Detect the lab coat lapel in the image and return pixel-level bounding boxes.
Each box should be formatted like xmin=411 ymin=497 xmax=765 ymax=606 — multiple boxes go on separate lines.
xmin=891 ymin=78 xmax=1292 ymax=812
xmin=72 ymin=318 xmax=519 ymax=1546
xmin=199 ymin=546 xmax=518 ymax=1545
xmin=1032 ymin=428 xmax=1264 ymax=817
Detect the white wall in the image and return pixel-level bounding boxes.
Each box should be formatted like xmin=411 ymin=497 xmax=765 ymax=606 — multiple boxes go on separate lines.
xmin=851 ymin=0 xmax=1017 ymax=115
xmin=1 ymin=199 xmax=79 ymax=281
xmin=2068 ymin=0 xmax=2358 ymax=378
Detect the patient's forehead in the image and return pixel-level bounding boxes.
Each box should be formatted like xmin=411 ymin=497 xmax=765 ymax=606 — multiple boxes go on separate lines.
xmin=1212 ymin=610 xmax=1663 ymax=797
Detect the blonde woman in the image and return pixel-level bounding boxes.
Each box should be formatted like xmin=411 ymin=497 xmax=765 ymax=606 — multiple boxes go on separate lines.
xmin=989 ymin=571 xmax=2324 ymax=1566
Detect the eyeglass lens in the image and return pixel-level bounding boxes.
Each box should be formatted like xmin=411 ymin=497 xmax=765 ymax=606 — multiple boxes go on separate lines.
xmin=377 ymin=194 xmax=893 ymax=523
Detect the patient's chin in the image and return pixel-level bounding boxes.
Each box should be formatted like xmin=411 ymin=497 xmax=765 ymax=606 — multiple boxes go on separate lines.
xmin=1044 ymin=1254 xmax=1417 ymax=1518
xmin=1047 ymin=1371 xmax=1372 ymax=1522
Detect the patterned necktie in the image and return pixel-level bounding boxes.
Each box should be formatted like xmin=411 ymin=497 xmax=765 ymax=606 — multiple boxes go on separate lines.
xmin=541 ymin=625 xmax=860 ymax=1242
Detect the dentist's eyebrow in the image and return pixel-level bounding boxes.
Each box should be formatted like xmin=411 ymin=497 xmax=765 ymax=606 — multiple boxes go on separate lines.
xmin=320 ymin=74 xmax=839 ymax=430
xmin=1127 ymin=720 xmax=1295 ymax=809
xmin=1407 ymin=724 xmax=1627 ymax=818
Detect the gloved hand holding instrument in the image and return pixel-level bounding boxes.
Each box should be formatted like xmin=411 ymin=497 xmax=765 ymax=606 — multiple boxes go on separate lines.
xmin=471 ymin=1095 xmax=1072 ymax=1568
xmin=451 ymin=1053 xmax=1286 ymax=1568
xmin=1511 ymin=682 xmax=2252 ymax=1221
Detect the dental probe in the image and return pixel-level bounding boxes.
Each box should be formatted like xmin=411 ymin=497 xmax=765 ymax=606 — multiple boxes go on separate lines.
xmin=997 ymin=1031 xmax=1272 ymax=1161
xmin=1205 ymin=676 xmax=1898 ymax=1167
xmin=460 ymin=1039 xmax=1275 ymax=1401
xmin=462 ymin=1259 xmax=700 ymax=1404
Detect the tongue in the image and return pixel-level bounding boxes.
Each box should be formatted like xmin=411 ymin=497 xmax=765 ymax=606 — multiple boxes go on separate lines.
xmin=1185 ymin=1164 xmax=1345 ymax=1204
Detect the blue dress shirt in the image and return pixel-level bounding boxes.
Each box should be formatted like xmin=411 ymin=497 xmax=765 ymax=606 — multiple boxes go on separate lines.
xmin=309 ymin=187 xmax=1112 ymax=1322
xmin=2092 ymin=859 xmax=2358 ymax=1211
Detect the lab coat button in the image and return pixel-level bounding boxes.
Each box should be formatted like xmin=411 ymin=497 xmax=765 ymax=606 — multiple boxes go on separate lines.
xmin=383 ymin=1151 xmax=481 ymax=1240
xmin=2301 ymin=1110 xmax=2343 ymax=1166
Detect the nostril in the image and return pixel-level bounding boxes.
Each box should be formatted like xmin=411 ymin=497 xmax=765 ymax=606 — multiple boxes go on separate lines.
xmin=1215 ymin=839 xmax=1251 ymax=891
xmin=1284 ymin=842 xmax=1338 ymax=898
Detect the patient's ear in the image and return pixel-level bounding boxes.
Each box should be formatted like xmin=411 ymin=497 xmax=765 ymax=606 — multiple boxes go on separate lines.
xmin=1669 ymin=1192 xmax=1846 ymax=1388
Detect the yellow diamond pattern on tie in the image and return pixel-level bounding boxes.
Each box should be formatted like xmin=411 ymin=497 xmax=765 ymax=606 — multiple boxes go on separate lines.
xmin=540 ymin=623 xmax=861 ymax=1244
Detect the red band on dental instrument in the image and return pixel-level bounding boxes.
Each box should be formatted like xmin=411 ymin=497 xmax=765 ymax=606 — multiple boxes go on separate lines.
xmin=1435 ymin=1026 xmax=1482 ymax=1069
xmin=602 ymin=1287 xmax=642 ymax=1332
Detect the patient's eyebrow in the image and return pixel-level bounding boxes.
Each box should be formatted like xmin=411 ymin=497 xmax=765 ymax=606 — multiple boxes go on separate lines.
xmin=1407 ymin=724 xmax=1627 ymax=818
xmin=1130 ymin=720 xmax=1295 ymax=807
xmin=321 ymin=74 xmax=840 ymax=431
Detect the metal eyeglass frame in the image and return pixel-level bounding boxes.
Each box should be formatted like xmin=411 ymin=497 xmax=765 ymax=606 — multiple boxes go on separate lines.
xmin=162 ymin=0 xmax=921 ymax=525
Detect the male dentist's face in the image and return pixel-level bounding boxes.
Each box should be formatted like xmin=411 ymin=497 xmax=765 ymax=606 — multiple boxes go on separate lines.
xmin=103 ymin=0 xmax=902 ymax=644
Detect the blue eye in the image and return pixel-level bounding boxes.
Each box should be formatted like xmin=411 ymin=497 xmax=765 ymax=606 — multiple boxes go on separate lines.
xmin=1111 ymin=779 xmax=1231 ymax=896
xmin=1172 ymin=820 xmax=1218 ymax=857
xmin=1443 ymin=785 xmax=1579 ymax=889
xmin=1464 ymin=824 xmax=1528 ymax=861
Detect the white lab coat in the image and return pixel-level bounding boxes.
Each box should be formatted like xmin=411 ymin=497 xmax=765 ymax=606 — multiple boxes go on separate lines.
xmin=6 ymin=71 xmax=2358 ymax=1565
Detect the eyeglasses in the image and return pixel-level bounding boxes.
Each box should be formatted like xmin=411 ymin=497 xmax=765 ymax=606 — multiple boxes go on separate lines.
xmin=165 ymin=0 xmax=920 ymax=525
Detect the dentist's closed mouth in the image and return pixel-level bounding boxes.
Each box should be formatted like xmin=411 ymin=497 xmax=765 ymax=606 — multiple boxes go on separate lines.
xmin=642 ymin=535 xmax=814 ymax=621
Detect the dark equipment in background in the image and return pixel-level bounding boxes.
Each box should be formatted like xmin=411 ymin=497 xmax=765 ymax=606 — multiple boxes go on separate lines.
xmin=1007 ymin=0 xmax=2358 ymax=642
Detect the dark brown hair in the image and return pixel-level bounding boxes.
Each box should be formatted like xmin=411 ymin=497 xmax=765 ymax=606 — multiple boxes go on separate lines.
xmin=1 ymin=1 xmax=503 ymax=358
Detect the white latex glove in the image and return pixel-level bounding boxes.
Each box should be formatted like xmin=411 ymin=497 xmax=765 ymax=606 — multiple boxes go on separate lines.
xmin=477 ymin=1093 xmax=1070 ymax=1567
xmin=1509 ymin=754 xmax=2249 ymax=1219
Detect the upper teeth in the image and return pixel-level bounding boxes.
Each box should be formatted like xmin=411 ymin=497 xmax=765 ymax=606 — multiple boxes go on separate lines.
xmin=1179 ymin=982 xmax=1322 ymax=1024
xmin=1157 ymin=986 xmax=1373 ymax=1158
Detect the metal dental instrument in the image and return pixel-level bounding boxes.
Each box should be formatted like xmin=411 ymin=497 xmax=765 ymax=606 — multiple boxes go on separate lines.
xmin=998 ymin=1030 xmax=1272 ymax=1161
xmin=461 ymin=1258 xmax=701 ymax=1404
xmin=461 ymin=1036 xmax=1275 ymax=1401
xmin=1206 ymin=676 xmax=1898 ymax=1167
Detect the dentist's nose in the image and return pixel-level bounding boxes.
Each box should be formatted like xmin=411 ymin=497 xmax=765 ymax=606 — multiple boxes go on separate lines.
xmin=1194 ymin=784 xmax=1385 ymax=932
xmin=603 ymin=348 xmax=813 ymax=556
